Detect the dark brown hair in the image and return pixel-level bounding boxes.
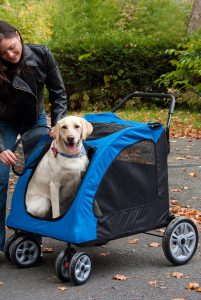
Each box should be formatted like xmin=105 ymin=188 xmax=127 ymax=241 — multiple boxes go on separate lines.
xmin=0 ymin=20 xmax=26 ymax=85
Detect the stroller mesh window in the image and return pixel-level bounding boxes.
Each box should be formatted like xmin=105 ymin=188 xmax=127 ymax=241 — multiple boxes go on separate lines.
xmin=117 ymin=140 xmax=155 ymax=165
xmin=94 ymin=140 xmax=157 ymax=216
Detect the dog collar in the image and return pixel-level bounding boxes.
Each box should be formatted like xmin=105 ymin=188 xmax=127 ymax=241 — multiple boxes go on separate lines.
xmin=51 ymin=142 xmax=87 ymax=158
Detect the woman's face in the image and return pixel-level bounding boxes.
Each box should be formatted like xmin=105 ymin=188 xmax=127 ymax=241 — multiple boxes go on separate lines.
xmin=0 ymin=32 xmax=22 ymax=64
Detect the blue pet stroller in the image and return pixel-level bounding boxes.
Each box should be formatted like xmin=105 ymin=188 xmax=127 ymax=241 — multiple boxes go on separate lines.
xmin=5 ymin=92 xmax=199 ymax=285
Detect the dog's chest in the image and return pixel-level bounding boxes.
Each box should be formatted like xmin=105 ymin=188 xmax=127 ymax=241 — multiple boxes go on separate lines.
xmin=49 ymin=155 xmax=88 ymax=182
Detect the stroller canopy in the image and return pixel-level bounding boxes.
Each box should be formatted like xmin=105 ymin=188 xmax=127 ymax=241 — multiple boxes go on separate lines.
xmin=7 ymin=112 xmax=168 ymax=244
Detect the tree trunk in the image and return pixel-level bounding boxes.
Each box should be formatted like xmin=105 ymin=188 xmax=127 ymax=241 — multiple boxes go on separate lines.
xmin=188 ymin=0 xmax=201 ymax=33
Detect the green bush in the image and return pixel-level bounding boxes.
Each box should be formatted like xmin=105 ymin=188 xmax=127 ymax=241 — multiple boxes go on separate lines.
xmin=157 ymin=32 xmax=201 ymax=110
xmin=0 ymin=0 xmax=54 ymax=43
xmin=0 ymin=0 xmax=192 ymax=110
xmin=49 ymin=0 xmax=191 ymax=110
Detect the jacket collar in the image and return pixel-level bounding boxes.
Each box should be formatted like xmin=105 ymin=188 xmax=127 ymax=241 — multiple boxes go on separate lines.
xmin=24 ymin=44 xmax=38 ymax=67
xmin=11 ymin=45 xmax=37 ymax=96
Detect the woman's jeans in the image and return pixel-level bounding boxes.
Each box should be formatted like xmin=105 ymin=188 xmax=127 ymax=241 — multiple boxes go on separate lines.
xmin=0 ymin=111 xmax=47 ymax=251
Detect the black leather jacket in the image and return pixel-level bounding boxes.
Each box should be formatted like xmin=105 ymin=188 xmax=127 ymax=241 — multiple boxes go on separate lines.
xmin=0 ymin=44 xmax=67 ymax=152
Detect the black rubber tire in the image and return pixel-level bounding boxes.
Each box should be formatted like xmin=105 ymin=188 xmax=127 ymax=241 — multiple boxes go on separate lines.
xmin=9 ymin=236 xmax=41 ymax=268
xmin=162 ymin=217 xmax=199 ymax=266
xmin=69 ymin=251 xmax=92 ymax=285
xmin=5 ymin=233 xmax=23 ymax=263
xmin=55 ymin=247 xmax=76 ymax=282
xmin=55 ymin=248 xmax=75 ymax=282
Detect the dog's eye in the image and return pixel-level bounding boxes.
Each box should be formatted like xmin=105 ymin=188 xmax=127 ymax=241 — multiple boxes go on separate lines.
xmin=62 ymin=125 xmax=67 ymax=129
xmin=74 ymin=125 xmax=80 ymax=129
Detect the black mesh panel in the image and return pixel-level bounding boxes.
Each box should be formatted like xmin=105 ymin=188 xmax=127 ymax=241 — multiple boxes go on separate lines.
xmin=87 ymin=122 xmax=129 ymax=140
xmin=95 ymin=140 xmax=157 ymax=216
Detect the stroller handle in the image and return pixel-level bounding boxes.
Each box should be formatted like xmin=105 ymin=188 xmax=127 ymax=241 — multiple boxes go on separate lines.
xmin=112 ymin=92 xmax=176 ymax=139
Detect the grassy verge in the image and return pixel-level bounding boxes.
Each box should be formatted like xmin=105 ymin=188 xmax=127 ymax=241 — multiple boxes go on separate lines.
xmin=117 ymin=109 xmax=201 ymax=139
xmin=71 ymin=109 xmax=201 ymax=139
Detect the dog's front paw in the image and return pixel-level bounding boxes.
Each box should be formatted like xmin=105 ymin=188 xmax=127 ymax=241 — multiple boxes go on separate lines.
xmin=52 ymin=211 xmax=60 ymax=219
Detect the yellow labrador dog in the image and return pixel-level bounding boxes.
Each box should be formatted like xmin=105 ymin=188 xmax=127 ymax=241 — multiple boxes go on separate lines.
xmin=25 ymin=116 xmax=93 ymax=219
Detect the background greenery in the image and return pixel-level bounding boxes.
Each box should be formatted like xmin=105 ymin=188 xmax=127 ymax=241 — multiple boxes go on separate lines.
xmin=1 ymin=0 xmax=200 ymax=111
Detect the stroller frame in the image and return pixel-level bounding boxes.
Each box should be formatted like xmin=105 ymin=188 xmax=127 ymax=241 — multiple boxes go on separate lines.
xmin=5 ymin=92 xmax=199 ymax=285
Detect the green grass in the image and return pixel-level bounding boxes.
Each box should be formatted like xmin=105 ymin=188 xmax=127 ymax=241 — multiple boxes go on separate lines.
xmin=71 ymin=108 xmax=201 ymax=139
xmin=116 ymin=109 xmax=201 ymax=129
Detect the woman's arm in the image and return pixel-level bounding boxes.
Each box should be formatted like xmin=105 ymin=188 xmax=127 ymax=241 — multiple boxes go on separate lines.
xmin=45 ymin=47 xmax=67 ymax=126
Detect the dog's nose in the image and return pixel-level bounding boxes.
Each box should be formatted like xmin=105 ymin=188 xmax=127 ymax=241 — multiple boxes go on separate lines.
xmin=67 ymin=136 xmax=74 ymax=144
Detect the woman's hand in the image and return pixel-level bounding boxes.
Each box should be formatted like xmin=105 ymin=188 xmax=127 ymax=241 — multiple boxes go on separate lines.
xmin=0 ymin=150 xmax=17 ymax=165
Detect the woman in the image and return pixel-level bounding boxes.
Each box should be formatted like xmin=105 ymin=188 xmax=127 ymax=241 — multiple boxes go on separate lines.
xmin=0 ymin=20 xmax=67 ymax=252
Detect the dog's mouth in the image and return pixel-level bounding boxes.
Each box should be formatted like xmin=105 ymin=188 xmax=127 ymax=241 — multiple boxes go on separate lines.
xmin=64 ymin=140 xmax=79 ymax=153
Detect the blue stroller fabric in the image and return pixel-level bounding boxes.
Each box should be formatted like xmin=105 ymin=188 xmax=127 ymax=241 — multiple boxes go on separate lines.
xmin=6 ymin=112 xmax=169 ymax=244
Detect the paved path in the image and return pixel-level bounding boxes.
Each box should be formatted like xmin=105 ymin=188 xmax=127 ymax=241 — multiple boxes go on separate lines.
xmin=0 ymin=137 xmax=200 ymax=300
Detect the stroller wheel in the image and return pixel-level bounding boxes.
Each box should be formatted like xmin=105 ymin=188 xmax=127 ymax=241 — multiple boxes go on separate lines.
xmin=55 ymin=248 xmax=76 ymax=282
xmin=5 ymin=233 xmax=23 ymax=263
xmin=9 ymin=236 xmax=41 ymax=268
xmin=162 ymin=217 xmax=199 ymax=266
xmin=69 ymin=251 xmax=92 ymax=285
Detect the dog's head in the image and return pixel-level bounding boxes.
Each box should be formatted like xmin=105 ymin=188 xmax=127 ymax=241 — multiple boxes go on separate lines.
xmin=51 ymin=116 xmax=93 ymax=154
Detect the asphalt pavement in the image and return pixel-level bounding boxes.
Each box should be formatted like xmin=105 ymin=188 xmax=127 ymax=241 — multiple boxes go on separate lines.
xmin=0 ymin=137 xmax=200 ymax=300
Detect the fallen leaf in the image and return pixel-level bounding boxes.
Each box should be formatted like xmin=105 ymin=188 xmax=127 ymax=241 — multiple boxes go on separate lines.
xmin=156 ymin=228 xmax=165 ymax=233
xmin=175 ymin=157 xmax=187 ymax=160
xmin=170 ymin=202 xmax=201 ymax=224
xmin=148 ymin=279 xmax=166 ymax=289
xmin=99 ymin=252 xmax=110 ymax=256
xmin=196 ymin=287 xmax=201 ymax=292
xmin=186 ymin=282 xmax=199 ymax=290
xmin=57 ymin=286 xmax=68 ymax=291
xmin=128 ymin=239 xmax=139 ymax=244
xmin=171 ymin=272 xmax=184 ymax=279
xmin=170 ymin=199 xmax=179 ymax=205
xmin=148 ymin=280 xmax=157 ymax=287
xmin=189 ymin=172 xmax=197 ymax=177
xmin=148 ymin=242 xmax=161 ymax=248
xmin=170 ymin=188 xmax=182 ymax=192
xmin=42 ymin=247 xmax=53 ymax=253
xmin=113 ymin=274 xmax=129 ymax=281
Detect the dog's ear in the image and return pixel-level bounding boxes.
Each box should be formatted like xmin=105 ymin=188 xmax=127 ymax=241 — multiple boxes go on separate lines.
xmin=81 ymin=118 xmax=93 ymax=140
xmin=51 ymin=123 xmax=60 ymax=142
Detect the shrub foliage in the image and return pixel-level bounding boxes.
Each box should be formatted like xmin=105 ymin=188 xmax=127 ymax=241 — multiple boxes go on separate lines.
xmin=50 ymin=0 xmax=191 ymax=110
xmin=157 ymin=32 xmax=201 ymax=110
xmin=0 ymin=0 xmax=193 ymax=109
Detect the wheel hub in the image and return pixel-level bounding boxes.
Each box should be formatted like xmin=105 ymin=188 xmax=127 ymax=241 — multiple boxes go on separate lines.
xmin=178 ymin=235 xmax=186 ymax=246
xmin=64 ymin=261 xmax=70 ymax=270
xmin=24 ymin=249 xmax=30 ymax=255
xmin=81 ymin=263 xmax=85 ymax=271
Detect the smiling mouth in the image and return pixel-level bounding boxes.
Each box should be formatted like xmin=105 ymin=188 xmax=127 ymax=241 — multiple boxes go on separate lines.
xmin=64 ymin=140 xmax=79 ymax=153
xmin=9 ymin=55 xmax=18 ymax=63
